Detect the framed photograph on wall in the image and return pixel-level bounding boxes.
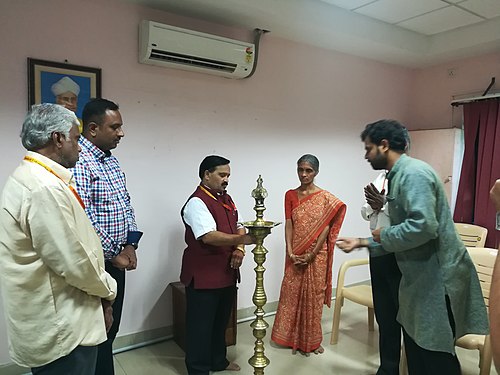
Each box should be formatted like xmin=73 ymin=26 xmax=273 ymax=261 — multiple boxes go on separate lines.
xmin=28 ymin=58 xmax=101 ymax=128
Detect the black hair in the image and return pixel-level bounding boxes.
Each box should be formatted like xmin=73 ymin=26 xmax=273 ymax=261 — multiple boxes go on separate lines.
xmin=199 ymin=155 xmax=230 ymax=180
xmin=82 ymin=98 xmax=119 ymax=131
xmin=360 ymin=119 xmax=408 ymax=152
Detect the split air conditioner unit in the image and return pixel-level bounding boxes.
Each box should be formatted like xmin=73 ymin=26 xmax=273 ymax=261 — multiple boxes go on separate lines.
xmin=139 ymin=20 xmax=255 ymax=79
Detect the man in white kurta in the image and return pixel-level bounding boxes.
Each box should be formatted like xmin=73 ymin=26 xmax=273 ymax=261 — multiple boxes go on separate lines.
xmin=361 ymin=171 xmax=402 ymax=375
xmin=0 ymin=104 xmax=117 ymax=373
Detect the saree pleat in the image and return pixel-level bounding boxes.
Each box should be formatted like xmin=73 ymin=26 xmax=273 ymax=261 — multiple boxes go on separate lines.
xmin=271 ymin=190 xmax=346 ymax=352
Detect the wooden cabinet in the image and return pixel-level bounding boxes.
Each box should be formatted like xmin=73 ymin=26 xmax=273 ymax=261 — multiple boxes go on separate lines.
xmin=170 ymin=282 xmax=237 ymax=351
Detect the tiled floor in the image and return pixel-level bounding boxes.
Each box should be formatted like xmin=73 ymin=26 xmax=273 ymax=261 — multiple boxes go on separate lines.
xmin=114 ymin=301 xmax=497 ymax=374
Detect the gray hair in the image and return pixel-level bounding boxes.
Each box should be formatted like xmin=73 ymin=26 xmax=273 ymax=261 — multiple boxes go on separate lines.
xmin=297 ymin=154 xmax=319 ymax=173
xmin=21 ymin=103 xmax=78 ymax=151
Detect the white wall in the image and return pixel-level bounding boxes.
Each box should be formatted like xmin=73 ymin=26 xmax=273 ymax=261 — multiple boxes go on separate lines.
xmin=0 ymin=0 xmax=414 ymax=366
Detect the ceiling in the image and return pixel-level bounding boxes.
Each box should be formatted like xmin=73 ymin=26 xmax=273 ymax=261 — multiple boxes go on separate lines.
xmin=125 ymin=0 xmax=500 ymax=68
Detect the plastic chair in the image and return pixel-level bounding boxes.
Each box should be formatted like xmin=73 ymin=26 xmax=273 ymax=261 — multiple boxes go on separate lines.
xmin=455 ymin=223 xmax=488 ymax=247
xmin=330 ymin=258 xmax=374 ymax=345
xmin=455 ymin=247 xmax=497 ymax=375
xmin=401 ymin=247 xmax=497 ymax=375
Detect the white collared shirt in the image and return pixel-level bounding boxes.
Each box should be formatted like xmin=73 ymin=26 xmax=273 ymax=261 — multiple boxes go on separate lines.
xmin=183 ymin=197 xmax=218 ymax=239
xmin=0 ymin=152 xmax=117 ymax=367
xmin=183 ymin=196 xmax=244 ymax=239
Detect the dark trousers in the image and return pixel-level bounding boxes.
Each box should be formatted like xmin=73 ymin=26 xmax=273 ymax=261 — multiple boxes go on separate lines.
xmin=370 ymin=254 xmax=402 ymax=375
xmin=185 ymin=284 xmax=235 ymax=375
xmin=31 ymin=345 xmax=97 ymax=375
xmin=95 ymin=262 xmax=125 ymax=375
xmin=403 ymin=296 xmax=461 ymax=375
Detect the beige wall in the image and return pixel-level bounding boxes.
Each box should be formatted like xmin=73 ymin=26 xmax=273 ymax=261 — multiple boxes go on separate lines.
xmin=408 ymin=128 xmax=462 ymax=205
xmin=409 ymin=51 xmax=500 ymax=130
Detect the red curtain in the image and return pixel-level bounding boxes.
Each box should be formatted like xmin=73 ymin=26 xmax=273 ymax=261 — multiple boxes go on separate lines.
xmin=454 ymin=99 xmax=500 ymax=248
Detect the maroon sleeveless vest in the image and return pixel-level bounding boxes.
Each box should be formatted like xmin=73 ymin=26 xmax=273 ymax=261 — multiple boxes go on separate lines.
xmin=180 ymin=186 xmax=239 ymax=289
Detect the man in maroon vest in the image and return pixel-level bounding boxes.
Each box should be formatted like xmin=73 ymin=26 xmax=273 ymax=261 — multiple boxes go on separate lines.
xmin=181 ymin=155 xmax=255 ymax=375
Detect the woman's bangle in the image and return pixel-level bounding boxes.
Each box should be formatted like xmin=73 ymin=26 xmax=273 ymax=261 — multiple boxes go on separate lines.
xmin=236 ymin=247 xmax=245 ymax=256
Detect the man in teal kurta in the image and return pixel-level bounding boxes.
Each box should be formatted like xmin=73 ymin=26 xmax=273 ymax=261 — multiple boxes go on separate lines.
xmin=338 ymin=119 xmax=488 ymax=374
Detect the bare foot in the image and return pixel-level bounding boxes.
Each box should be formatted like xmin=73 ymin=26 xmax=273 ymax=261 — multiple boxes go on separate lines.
xmin=225 ymin=362 xmax=240 ymax=371
xmin=297 ymin=350 xmax=310 ymax=357
xmin=313 ymin=345 xmax=324 ymax=355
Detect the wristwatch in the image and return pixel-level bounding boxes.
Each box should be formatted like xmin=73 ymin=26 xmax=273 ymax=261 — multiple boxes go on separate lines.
xmin=128 ymin=242 xmax=139 ymax=250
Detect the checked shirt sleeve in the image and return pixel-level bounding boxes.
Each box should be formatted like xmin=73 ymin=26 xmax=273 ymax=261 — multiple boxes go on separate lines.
xmin=123 ymin=177 xmax=138 ymax=233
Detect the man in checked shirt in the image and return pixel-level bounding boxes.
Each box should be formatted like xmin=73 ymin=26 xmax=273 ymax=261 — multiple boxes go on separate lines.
xmin=72 ymin=98 xmax=142 ymax=375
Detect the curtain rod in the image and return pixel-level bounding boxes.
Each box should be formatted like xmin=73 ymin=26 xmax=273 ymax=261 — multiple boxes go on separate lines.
xmin=409 ymin=126 xmax=461 ymax=131
xmin=451 ymin=77 xmax=497 ymax=107
xmin=450 ymin=92 xmax=500 ymax=107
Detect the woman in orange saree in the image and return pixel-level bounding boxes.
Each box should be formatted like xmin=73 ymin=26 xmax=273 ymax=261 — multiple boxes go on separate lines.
xmin=271 ymin=154 xmax=346 ymax=355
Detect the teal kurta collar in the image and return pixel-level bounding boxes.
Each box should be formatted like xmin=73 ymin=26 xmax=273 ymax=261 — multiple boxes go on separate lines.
xmin=387 ymin=153 xmax=409 ymax=181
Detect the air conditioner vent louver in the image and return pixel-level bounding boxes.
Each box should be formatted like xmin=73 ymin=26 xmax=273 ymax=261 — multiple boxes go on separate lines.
xmin=149 ymin=49 xmax=237 ymax=73
xmin=139 ymin=21 xmax=254 ymax=79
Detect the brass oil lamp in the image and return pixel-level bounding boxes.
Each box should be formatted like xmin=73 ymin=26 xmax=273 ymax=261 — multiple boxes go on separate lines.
xmin=241 ymin=176 xmax=280 ymax=375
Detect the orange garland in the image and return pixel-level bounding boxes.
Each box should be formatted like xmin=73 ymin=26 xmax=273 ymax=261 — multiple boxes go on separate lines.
xmin=24 ymin=156 xmax=85 ymax=209
xmin=199 ymin=185 xmax=236 ymax=212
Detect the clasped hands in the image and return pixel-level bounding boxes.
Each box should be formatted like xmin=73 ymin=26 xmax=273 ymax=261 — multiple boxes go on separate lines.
xmin=289 ymin=252 xmax=316 ymax=266
xmin=336 ymin=183 xmax=385 ymax=253
xmin=110 ymin=244 xmax=137 ymax=270
xmin=365 ymin=183 xmax=385 ymax=211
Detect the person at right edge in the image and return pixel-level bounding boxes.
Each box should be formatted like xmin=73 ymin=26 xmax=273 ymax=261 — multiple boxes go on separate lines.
xmin=180 ymin=155 xmax=256 ymax=375
xmin=337 ymin=119 xmax=489 ymax=375
xmin=488 ymin=178 xmax=500 ymax=373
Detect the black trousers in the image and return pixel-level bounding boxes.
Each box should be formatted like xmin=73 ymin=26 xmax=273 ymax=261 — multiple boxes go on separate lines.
xmin=185 ymin=284 xmax=235 ymax=375
xmin=95 ymin=262 xmax=125 ymax=375
xmin=370 ymin=253 xmax=402 ymax=375
xmin=403 ymin=296 xmax=461 ymax=375
xmin=31 ymin=345 xmax=97 ymax=375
